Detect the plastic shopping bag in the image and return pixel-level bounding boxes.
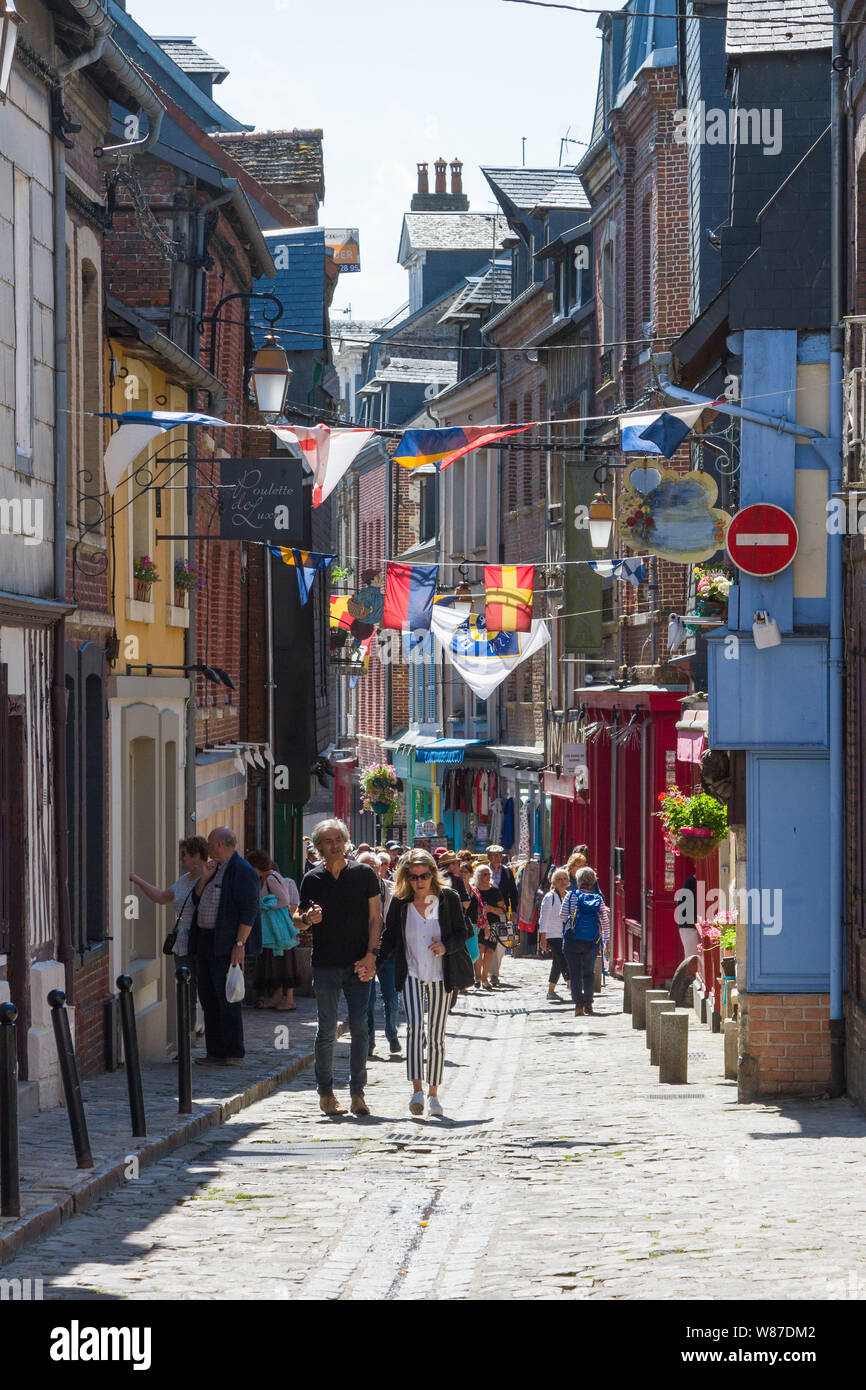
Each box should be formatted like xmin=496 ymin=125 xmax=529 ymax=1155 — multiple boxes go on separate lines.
xmin=225 ymin=962 xmax=246 ymax=1004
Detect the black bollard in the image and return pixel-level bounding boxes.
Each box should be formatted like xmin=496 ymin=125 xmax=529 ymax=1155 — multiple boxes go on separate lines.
xmin=47 ymin=990 xmax=93 ymax=1169
xmin=176 ymin=966 xmax=192 ymax=1115
xmin=116 ymin=976 xmax=146 ymax=1138
xmin=0 ymin=1003 xmax=20 ymax=1217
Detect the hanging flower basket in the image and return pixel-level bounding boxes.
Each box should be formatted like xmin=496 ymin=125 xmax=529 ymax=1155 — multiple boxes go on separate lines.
xmin=371 ymin=800 xmax=392 ymax=815
xmin=174 ymin=587 xmax=187 ymax=607
xmin=673 ymin=827 xmax=722 ymax=859
xmin=656 ymin=790 xmax=727 ymax=858
xmin=134 ymin=579 xmax=152 ymax=602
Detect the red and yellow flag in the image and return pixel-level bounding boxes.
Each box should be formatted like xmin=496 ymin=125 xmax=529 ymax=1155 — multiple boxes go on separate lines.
xmin=484 ymin=565 xmax=534 ymax=632
xmin=329 ymin=595 xmax=354 ymax=630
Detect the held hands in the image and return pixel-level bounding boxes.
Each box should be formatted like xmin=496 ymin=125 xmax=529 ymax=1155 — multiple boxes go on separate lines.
xmin=354 ymin=952 xmax=377 ymax=982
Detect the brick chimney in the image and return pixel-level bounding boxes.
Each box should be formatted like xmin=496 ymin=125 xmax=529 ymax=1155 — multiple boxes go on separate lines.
xmin=410 ymin=157 xmax=470 ymax=211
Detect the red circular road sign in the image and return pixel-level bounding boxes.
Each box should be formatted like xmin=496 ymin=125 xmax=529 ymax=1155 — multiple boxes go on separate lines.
xmin=725 ymin=504 xmax=799 ymax=577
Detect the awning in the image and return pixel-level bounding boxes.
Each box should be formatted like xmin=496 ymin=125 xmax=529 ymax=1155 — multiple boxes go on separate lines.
xmin=413 ymin=738 xmax=487 ymax=765
xmin=676 ymin=706 xmax=708 ymax=764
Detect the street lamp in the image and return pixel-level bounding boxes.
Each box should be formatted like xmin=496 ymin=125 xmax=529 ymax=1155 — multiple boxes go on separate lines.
xmin=588 ymin=466 xmax=614 ymax=552
xmin=250 ymin=332 xmax=292 ymax=420
xmin=453 ymin=564 xmax=474 ymax=620
xmin=0 ymin=1 xmax=22 ymax=103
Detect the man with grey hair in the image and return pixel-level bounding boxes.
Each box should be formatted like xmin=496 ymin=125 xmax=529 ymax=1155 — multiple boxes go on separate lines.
xmin=295 ymin=819 xmax=383 ymax=1115
xmin=190 ymin=827 xmax=261 ymax=1064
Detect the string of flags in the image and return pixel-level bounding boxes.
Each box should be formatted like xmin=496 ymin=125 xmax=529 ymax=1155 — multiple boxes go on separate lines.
xmin=587 ymin=557 xmax=648 ymax=585
xmin=100 ymin=402 xmax=723 ymax=503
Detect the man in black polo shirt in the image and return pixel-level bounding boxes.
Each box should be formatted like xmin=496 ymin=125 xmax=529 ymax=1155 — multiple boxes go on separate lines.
xmin=295 ymin=818 xmax=382 ymax=1117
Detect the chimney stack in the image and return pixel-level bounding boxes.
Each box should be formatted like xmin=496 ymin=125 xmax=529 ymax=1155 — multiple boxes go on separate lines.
xmin=410 ymin=156 xmax=470 ymax=211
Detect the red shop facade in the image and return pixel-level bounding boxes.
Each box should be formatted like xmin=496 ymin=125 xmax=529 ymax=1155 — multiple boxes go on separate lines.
xmin=571 ymin=686 xmax=718 ymax=986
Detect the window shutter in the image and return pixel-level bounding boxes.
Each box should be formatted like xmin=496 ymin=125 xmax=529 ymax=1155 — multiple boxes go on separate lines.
xmin=522 ymin=391 xmax=534 ymax=505
xmin=507 ymin=401 xmax=519 ymax=510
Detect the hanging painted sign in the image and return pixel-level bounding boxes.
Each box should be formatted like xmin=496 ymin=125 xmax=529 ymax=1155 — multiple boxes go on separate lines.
xmin=219 ymin=457 xmax=303 ymax=542
xmin=619 ymin=463 xmax=731 ymax=563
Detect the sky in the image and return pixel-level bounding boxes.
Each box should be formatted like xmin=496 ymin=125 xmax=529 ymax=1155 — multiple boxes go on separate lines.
xmin=127 ymin=0 xmax=605 ymax=320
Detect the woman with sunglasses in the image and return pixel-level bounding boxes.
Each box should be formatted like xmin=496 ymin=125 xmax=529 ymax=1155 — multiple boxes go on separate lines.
xmin=378 ymin=849 xmax=474 ymax=1117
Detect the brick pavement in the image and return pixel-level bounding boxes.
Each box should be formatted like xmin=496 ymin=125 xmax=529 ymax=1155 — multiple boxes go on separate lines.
xmin=4 ymin=960 xmax=866 ymax=1299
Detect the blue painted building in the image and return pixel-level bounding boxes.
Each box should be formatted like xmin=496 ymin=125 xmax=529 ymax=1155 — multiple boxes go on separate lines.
xmin=666 ymin=0 xmax=839 ymax=1098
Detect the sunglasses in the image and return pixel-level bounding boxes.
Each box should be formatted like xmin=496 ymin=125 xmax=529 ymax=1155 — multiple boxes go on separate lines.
xmin=409 ymin=871 xmax=431 ymax=881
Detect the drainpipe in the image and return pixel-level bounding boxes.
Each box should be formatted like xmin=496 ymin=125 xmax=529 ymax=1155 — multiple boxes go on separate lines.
xmin=829 ymin=5 xmax=846 ymax=1095
xmin=52 ymin=29 xmax=112 ymax=999
xmin=64 ymin=0 xmax=164 ymax=154
xmin=653 ymin=360 xmax=825 ymax=441
xmin=184 ymin=186 xmax=236 ymax=833
xmin=639 ymin=713 xmax=651 ymax=963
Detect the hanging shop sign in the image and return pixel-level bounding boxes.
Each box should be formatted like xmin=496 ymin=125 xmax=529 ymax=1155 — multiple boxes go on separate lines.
xmin=725 ymin=503 xmax=799 ymax=577
xmin=219 ymin=457 xmax=303 ymax=542
xmin=564 ymin=458 xmax=603 ymax=653
xmin=619 ymin=464 xmax=731 ymax=563
xmin=324 ymin=228 xmax=361 ymax=272
xmin=561 ymin=742 xmax=588 ymax=778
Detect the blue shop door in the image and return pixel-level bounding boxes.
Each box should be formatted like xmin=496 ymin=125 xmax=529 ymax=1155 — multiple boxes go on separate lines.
xmin=746 ymin=754 xmax=830 ymax=993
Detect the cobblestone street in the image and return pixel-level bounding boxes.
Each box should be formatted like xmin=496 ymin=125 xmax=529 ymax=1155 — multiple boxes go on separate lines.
xmin=4 ymin=960 xmax=866 ymax=1301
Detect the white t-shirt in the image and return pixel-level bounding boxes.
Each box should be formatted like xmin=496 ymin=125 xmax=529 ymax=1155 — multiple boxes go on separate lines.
xmin=405 ymin=899 xmax=444 ymax=983
xmin=539 ymin=889 xmax=565 ymax=940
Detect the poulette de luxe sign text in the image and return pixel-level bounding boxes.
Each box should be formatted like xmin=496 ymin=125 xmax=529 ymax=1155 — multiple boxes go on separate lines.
xmin=219 ymin=458 xmax=302 ymax=542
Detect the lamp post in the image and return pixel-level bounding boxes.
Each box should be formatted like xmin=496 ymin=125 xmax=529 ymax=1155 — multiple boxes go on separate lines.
xmin=0 ymin=1 xmax=22 ymax=104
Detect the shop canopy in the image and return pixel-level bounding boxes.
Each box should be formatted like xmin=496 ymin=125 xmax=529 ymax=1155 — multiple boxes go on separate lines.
xmin=413 ymin=738 xmax=487 ymax=765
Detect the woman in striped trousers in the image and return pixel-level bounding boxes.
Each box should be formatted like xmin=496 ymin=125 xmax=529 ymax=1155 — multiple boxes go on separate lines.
xmin=378 ymin=850 xmax=474 ymax=1119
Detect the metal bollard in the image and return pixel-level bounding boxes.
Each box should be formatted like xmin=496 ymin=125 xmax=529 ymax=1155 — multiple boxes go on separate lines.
xmin=0 ymin=1003 xmax=20 ymax=1216
xmin=47 ymin=990 xmax=93 ymax=1169
xmin=116 ymin=976 xmax=146 ymax=1138
xmin=176 ymin=966 xmax=192 ymax=1115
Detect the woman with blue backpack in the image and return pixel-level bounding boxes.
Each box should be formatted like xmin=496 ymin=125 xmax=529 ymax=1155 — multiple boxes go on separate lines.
xmin=248 ymin=849 xmax=300 ymax=1011
xmin=560 ymin=865 xmax=605 ymax=1016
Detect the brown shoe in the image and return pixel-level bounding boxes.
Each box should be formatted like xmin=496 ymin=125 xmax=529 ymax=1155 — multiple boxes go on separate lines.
xmin=319 ymin=1094 xmax=346 ymax=1116
xmin=574 ymin=1004 xmax=584 ymax=1017
xmin=350 ymin=1092 xmax=370 ymax=1117
xmin=584 ymin=1003 xmax=594 ymax=1016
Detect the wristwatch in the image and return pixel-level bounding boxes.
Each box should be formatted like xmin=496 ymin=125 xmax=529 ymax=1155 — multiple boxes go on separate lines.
xmin=235 ymin=939 xmax=245 ymax=948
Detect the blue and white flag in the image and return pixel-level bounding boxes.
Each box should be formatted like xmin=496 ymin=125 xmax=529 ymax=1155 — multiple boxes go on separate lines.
xmin=430 ymin=605 xmax=550 ymax=700
xmin=269 ymin=547 xmax=335 ymax=605
xmin=589 ymin=557 xmax=648 ymax=586
xmin=102 ymin=410 xmax=229 ymax=495
xmin=618 ymin=404 xmax=715 ymax=459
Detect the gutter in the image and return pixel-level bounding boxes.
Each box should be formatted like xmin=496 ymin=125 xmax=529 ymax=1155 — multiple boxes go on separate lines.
xmin=653 ymin=354 xmax=825 ymax=440
xmin=105 ymin=293 xmax=226 ymax=413
xmin=64 ymin=0 xmax=165 ymax=155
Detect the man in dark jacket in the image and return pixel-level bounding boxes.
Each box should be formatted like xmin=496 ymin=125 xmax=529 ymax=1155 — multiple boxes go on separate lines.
xmin=190 ymin=827 xmax=261 ymax=1066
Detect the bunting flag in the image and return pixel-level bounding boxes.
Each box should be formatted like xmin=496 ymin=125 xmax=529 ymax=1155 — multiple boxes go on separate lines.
xmin=484 ymin=564 xmax=534 ymax=632
xmin=393 ymin=424 xmax=535 ymax=472
xmin=270 ymin=547 xmax=335 ymax=605
xmin=269 ymin=425 xmax=374 ymax=507
xmin=618 ymin=404 xmax=718 ymax=459
xmin=430 ymin=604 xmax=550 ymax=701
xmin=102 ymin=410 xmax=229 ymax=495
xmin=588 ymin=557 xmax=648 ymax=585
xmin=329 ymin=595 xmax=354 ymax=630
xmin=382 ymin=562 xmax=438 ymax=633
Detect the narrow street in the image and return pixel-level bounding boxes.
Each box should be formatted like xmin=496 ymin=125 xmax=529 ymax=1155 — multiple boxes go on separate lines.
xmin=6 ymin=961 xmax=866 ymax=1301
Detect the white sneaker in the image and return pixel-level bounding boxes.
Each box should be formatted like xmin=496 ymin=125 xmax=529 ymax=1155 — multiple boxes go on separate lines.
xmin=409 ymin=1091 xmax=425 ymax=1116
xmin=427 ymin=1095 xmax=444 ymax=1118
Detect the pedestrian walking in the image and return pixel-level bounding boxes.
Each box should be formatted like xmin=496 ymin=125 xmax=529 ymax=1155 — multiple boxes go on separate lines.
xmin=189 ymin=828 xmax=262 ymax=1065
xmin=486 ymin=845 xmax=518 ymax=985
xmin=538 ymin=866 xmax=571 ymax=1001
xmin=247 ymin=850 xmax=299 ymax=1012
xmin=467 ymin=865 xmax=506 ymax=990
xmin=560 ymin=865 xmax=604 ymax=1017
xmin=358 ymin=851 xmax=401 ymax=1060
xmin=450 ymin=859 xmax=481 ymax=983
xmin=378 ymin=849 xmax=474 ymax=1117
xmin=294 ymin=819 xmax=382 ymax=1117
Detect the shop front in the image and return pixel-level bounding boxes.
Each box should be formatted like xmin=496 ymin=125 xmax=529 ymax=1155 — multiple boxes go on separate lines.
xmin=576 ymin=686 xmax=717 ymax=986
xmin=542 ymin=770 xmax=589 ymax=868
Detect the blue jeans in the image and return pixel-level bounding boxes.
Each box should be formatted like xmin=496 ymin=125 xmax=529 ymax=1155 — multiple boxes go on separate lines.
xmin=367 ymin=957 xmax=400 ymax=1050
xmin=563 ymin=938 xmax=596 ymax=1007
xmin=313 ymin=965 xmax=372 ymax=1097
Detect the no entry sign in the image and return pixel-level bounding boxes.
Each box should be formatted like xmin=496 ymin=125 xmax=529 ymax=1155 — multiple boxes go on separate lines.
xmin=725 ymin=504 xmax=799 ymax=576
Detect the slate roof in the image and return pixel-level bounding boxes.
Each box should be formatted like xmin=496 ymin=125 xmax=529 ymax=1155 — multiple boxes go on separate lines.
xmin=401 ymin=213 xmax=509 ymax=254
xmin=152 ymin=37 xmax=229 ymax=82
xmin=254 ymin=227 xmax=326 ymax=352
xmin=329 ymin=318 xmax=381 ymax=351
xmin=214 ymin=131 xmax=325 ymax=196
xmin=440 ymin=260 xmax=512 ymax=322
xmin=481 ymin=167 xmax=588 ymax=214
xmin=357 ymin=358 xmax=458 ymax=394
xmin=726 ymin=0 xmax=832 ymax=53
